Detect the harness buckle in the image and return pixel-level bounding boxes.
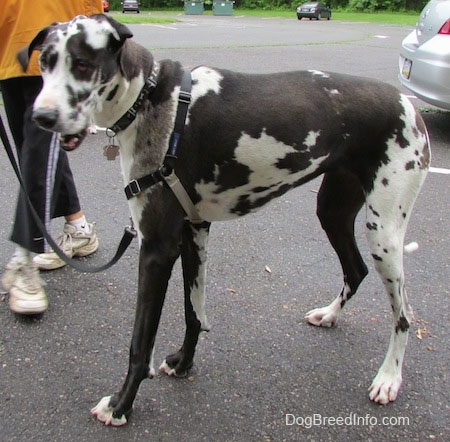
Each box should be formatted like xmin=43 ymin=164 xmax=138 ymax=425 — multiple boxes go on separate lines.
xmin=128 ymin=179 xmax=141 ymax=196
xmin=178 ymin=90 xmax=191 ymax=104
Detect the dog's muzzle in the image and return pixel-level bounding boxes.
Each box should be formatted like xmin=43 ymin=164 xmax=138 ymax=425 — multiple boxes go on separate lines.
xmin=33 ymin=107 xmax=59 ymax=130
xmin=33 ymin=107 xmax=87 ymax=151
xmin=59 ymin=130 xmax=87 ymax=151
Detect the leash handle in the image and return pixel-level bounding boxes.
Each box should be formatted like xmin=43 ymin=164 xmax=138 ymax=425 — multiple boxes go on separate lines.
xmin=0 ymin=115 xmax=136 ymax=273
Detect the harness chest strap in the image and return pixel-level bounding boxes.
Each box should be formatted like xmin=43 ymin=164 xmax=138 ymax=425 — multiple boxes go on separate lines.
xmin=123 ymin=69 xmax=204 ymax=224
xmin=163 ymin=171 xmax=204 ymax=224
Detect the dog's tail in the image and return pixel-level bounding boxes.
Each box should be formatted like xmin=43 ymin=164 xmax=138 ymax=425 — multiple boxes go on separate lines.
xmin=404 ymin=241 xmax=419 ymax=254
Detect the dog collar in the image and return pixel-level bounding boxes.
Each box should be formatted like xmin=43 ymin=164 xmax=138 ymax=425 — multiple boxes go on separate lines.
xmin=107 ymin=62 xmax=160 ymax=135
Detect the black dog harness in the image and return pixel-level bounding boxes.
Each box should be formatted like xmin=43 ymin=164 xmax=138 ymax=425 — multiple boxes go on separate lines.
xmin=109 ymin=63 xmax=203 ymax=224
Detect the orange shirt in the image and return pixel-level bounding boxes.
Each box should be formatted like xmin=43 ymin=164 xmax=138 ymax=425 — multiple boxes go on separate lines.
xmin=0 ymin=0 xmax=103 ymax=79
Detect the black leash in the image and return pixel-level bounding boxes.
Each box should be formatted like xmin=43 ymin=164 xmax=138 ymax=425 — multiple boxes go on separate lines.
xmin=0 ymin=114 xmax=136 ymax=273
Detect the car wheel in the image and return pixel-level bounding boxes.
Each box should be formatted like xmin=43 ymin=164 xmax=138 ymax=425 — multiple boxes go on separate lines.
xmin=297 ymin=16 xmax=302 ymax=20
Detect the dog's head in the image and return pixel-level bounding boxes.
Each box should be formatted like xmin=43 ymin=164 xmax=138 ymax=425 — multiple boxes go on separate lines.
xmin=18 ymin=14 xmax=132 ymax=150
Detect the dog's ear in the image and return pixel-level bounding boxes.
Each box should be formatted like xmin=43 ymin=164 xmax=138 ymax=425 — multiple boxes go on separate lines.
xmin=92 ymin=14 xmax=133 ymax=53
xmin=16 ymin=24 xmax=56 ymax=72
xmin=107 ymin=16 xmax=133 ymax=43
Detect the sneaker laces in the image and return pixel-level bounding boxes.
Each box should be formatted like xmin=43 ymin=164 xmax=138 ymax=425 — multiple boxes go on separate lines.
xmin=15 ymin=263 xmax=45 ymax=292
xmin=5 ymin=255 xmax=28 ymax=272
xmin=65 ymin=222 xmax=96 ymax=238
xmin=50 ymin=232 xmax=73 ymax=254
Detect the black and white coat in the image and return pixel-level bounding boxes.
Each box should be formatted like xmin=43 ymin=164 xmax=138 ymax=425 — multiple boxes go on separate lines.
xmin=19 ymin=14 xmax=430 ymax=426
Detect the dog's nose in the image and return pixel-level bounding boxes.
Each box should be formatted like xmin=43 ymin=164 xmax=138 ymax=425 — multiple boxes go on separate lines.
xmin=32 ymin=107 xmax=59 ymax=130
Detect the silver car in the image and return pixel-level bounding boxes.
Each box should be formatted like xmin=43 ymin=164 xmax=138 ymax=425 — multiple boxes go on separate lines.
xmin=399 ymin=0 xmax=450 ymax=109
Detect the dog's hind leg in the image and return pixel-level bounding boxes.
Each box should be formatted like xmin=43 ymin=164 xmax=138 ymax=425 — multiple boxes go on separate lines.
xmin=365 ymin=161 xmax=428 ymax=404
xmin=363 ymin=99 xmax=430 ymax=404
xmin=305 ymin=170 xmax=367 ymax=327
xmin=160 ymin=221 xmax=211 ymax=377
xmin=91 ymin=234 xmax=182 ymax=426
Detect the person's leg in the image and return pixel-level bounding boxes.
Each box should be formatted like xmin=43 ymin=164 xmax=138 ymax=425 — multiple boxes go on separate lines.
xmin=1 ymin=77 xmax=49 ymax=314
xmin=33 ymin=124 xmax=99 ymax=271
xmin=3 ymin=77 xmax=56 ymax=253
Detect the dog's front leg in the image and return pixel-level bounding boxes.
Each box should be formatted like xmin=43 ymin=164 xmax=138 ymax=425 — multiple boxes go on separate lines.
xmin=91 ymin=236 xmax=181 ymax=426
xmin=160 ymin=221 xmax=211 ymax=377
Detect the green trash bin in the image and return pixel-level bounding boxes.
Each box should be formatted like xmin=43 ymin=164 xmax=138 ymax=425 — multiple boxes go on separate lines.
xmin=184 ymin=1 xmax=204 ymax=14
xmin=213 ymin=0 xmax=233 ymax=15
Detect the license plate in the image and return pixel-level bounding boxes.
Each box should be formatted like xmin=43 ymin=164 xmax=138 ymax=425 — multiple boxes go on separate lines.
xmin=402 ymin=58 xmax=412 ymax=79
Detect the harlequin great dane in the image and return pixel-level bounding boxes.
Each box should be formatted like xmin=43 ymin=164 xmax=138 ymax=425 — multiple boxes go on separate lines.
xmin=19 ymin=14 xmax=430 ymax=426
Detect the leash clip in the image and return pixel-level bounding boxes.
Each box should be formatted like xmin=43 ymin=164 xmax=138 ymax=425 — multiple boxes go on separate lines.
xmin=106 ymin=127 xmax=116 ymax=138
xmin=125 ymin=217 xmax=137 ymax=238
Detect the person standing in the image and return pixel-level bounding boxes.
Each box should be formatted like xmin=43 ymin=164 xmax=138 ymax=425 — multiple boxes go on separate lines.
xmin=0 ymin=0 xmax=104 ymax=315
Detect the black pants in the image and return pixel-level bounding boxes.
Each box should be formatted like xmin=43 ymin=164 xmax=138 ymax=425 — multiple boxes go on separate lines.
xmin=1 ymin=77 xmax=81 ymax=253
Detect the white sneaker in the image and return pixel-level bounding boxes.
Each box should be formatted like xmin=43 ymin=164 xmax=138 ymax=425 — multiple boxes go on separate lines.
xmin=2 ymin=257 xmax=48 ymax=315
xmin=33 ymin=222 xmax=99 ymax=270
xmin=2 ymin=255 xmax=25 ymax=291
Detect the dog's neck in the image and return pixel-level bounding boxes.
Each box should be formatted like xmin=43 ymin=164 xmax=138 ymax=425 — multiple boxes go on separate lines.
xmin=94 ymin=40 xmax=156 ymax=130
xmin=93 ymin=73 xmax=146 ymax=129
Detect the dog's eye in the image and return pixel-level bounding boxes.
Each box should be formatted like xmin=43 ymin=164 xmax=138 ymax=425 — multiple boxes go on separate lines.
xmin=74 ymin=60 xmax=91 ymax=73
xmin=40 ymin=57 xmax=48 ymax=71
xmin=39 ymin=50 xmax=59 ymax=73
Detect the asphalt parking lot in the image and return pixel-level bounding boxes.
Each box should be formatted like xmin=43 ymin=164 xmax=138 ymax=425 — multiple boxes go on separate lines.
xmin=0 ymin=15 xmax=449 ymax=442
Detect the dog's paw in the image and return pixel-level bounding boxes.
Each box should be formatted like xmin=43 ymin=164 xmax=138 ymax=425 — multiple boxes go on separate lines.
xmin=159 ymin=359 xmax=191 ymax=377
xmin=159 ymin=359 xmax=177 ymax=376
xmin=91 ymin=396 xmax=128 ymax=426
xmin=305 ymin=306 xmax=338 ymax=327
xmin=368 ymin=372 xmax=402 ymax=405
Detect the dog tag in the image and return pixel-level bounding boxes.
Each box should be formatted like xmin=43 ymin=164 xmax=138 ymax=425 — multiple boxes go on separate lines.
xmin=103 ymin=144 xmax=120 ymax=160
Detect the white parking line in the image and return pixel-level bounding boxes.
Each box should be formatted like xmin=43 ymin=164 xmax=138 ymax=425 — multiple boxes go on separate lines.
xmin=430 ymin=167 xmax=450 ymax=175
xmin=153 ymin=25 xmax=178 ymax=30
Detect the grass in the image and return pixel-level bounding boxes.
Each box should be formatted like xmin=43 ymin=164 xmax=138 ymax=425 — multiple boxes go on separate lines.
xmin=111 ymin=14 xmax=176 ymax=24
xmin=111 ymin=9 xmax=419 ymax=26
xmin=331 ymin=11 xmax=418 ymax=25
